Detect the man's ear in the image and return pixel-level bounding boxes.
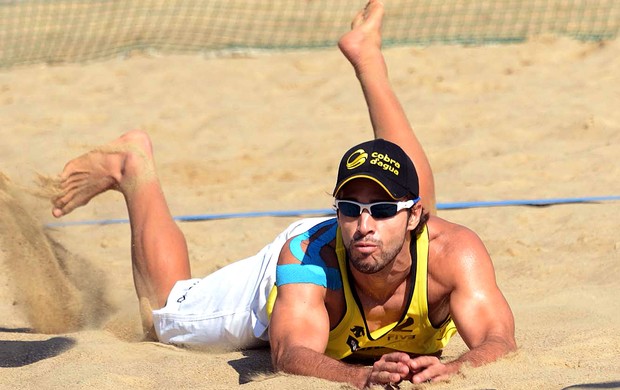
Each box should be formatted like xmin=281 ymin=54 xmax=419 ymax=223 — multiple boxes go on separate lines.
xmin=407 ymin=204 xmax=422 ymax=230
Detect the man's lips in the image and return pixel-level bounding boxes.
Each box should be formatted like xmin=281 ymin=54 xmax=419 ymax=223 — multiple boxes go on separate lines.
xmin=352 ymin=241 xmax=378 ymax=254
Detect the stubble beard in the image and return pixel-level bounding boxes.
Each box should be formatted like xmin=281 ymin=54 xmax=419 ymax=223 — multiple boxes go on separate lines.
xmin=347 ymin=234 xmax=406 ymax=274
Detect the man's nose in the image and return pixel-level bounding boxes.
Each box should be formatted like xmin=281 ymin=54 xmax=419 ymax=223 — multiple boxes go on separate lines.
xmin=356 ymin=209 xmax=376 ymax=235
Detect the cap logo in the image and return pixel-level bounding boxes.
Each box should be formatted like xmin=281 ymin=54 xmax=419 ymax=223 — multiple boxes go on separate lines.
xmin=346 ymin=148 xmax=368 ymax=170
xmin=370 ymin=152 xmax=401 ymax=176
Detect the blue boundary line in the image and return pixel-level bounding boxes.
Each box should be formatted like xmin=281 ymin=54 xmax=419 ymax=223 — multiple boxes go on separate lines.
xmin=44 ymin=195 xmax=620 ymax=228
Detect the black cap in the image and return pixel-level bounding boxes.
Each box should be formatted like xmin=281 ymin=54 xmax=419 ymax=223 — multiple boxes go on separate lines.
xmin=333 ymin=139 xmax=419 ymax=200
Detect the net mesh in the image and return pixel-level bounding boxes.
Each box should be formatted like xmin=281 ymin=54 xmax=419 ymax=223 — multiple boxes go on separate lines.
xmin=1 ymin=0 xmax=619 ymax=68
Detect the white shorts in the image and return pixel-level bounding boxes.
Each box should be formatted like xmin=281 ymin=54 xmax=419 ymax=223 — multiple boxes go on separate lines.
xmin=152 ymin=217 xmax=332 ymax=350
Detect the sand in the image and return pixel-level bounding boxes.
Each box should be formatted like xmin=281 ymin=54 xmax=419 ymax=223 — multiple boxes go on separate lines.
xmin=0 ymin=35 xmax=619 ymax=389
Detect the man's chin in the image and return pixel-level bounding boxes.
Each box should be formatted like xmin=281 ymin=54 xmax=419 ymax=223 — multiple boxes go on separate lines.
xmin=349 ymin=257 xmax=383 ymax=274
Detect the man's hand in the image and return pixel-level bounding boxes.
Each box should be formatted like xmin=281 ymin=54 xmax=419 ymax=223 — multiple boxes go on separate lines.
xmin=367 ymin=353 xmax=459 ymax=386
xmin=366 ymin=352 xmax=414 ymax=387
xmin=407 ymin=355 xmax=459 ymax=384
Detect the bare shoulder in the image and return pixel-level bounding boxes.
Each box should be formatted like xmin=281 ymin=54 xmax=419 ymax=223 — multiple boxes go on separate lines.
xmin=277 ymin=225 xmax=338 ymax=268
xmin=427 ymin=215 xmax=487 ymax=255
xmin=278 ymin=236 xmax=303 ymax=265
xmin=426 ymin=215 xmax=494 ymax=289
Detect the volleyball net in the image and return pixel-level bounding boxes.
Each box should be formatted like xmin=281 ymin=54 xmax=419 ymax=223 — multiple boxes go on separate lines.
xmin=1 ymin=0 xmax=619 ymax=68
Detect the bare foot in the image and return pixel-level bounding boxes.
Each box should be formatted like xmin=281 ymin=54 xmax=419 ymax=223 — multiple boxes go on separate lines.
xmin=338 ymin=0 xmax=385 ymax=73
xmin=52 ymin=130 xmax=156 ymax=218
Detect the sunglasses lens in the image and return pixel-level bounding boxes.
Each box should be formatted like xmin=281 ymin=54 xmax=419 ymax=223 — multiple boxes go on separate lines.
xmin=369 ymin=203 xmax=398 ymax=218
xmin=337 ymin=201 xmax=400 ymax=218
xmin=337 ymin=201 xmax=361 ymax=217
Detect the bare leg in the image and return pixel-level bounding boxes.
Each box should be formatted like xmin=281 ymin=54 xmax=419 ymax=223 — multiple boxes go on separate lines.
xmin=338 ymin=0 xmax=437 ymax=214
xmin=52 ymin=130 xmax=191 ymax=335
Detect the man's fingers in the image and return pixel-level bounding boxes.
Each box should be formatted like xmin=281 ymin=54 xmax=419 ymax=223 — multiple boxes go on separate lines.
xmin=368 ymin=367 xmax=407 ymax=386
xmin=371 ymin=370 xmax=403 ymax=384
xmin=367 ymin=355 xmax=412 ymax=386
xmin=373 ymin=361 xmax=408 ymax=374
xmin=380 ymin=352 xmax=412 ymax=363
xmin=412 ymin=368 xmax=442 ymax=384
xmin=408 ymin=355 xmax=439 ymax=371
xmin=407 ymin=356 xmax=452 ymax=384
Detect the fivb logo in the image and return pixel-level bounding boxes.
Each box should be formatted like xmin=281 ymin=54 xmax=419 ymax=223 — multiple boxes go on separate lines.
xmin=346 ymin=148 xmax=401 ymax=176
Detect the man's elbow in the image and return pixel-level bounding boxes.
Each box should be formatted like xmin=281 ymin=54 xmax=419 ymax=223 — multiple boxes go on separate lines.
xmin=489 ymin=333 xmax=517 ymax=361
xmin=270 ymin=344 xmax=302 ymax=374
xmin=504 ymin=335 xmax=518 ymax=355
xmin=469 ymin=332 xmax=518 ymax=366
xmin=270 ymin=344 xmax=288 ymax=373
xmin=501 ymin=316 xmax=518 ymax=355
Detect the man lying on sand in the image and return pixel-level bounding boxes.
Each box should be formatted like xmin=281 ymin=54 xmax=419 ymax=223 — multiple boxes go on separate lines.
xmin=50 ymin=1 xmax=516 ymax=387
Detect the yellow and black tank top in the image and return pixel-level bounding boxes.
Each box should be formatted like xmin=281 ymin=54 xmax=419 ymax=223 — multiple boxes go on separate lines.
xmin=325 ymin=224 xmax=456 ymax=359
xmin=267 ymin=219 xmax=456 ymax=360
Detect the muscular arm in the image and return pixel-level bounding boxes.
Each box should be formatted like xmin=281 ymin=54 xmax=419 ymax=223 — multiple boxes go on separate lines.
xmin=338 ymin=0 xmax=436 ymax=213
xmin=445 ymin=228 xmax=517 ymax=368
xmin=269 ymin=283 xmax=371 ymax=388
xmin=409 ymin=224 xmax=517 ymax=383
xmin=269 ymin=236 xmax=414 ymax=388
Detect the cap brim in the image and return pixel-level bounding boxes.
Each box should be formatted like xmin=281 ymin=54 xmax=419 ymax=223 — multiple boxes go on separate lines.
xmin=333 ymin=174 xmax=402 ymax=200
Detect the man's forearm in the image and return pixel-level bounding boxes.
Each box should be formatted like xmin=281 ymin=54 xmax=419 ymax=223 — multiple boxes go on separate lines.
xmin=448 ymin=336 xmax=517 ymax=371
xmin=275 ymin=345 xmax=371 ymax=389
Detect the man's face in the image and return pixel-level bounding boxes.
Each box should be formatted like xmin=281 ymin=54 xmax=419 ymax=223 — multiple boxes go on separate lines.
xmin=336 ymin=179 xmax=415 ymax=274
